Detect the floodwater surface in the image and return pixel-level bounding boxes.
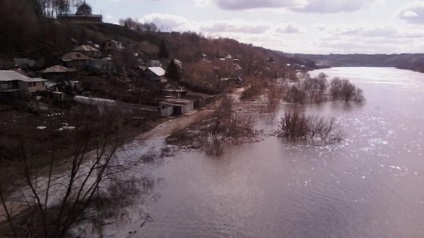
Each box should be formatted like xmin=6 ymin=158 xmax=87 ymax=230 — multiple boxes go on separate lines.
xmin=131 ymin=67 xmax=424 ymax=238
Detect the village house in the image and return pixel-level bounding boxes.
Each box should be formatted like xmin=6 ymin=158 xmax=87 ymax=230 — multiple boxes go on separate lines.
xmin=143 ymin=67 xmax=167 ymax=83
xmin=72 ymin=45 xmax=102 ymax=58
xmin=61 ymin=52 xmax=91 ymax=70
xmin=159 ymin=98 xmax=194 ymax=117
xmin=40 ymin=65 xmax=77 ymax=81
xmin=0 ymin=70 xmax=46 ymax=93
xmin=103 ymin=40 xmax=125 ymax=53
xmin=23 ymin=78 xmax=48 ymax=93
xmin=88 ymin=58 xmax=116 ymax=74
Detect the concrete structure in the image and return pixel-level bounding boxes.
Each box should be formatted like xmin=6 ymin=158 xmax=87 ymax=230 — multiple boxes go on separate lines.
xmin=159 ymin=98 xmax=194 ymax=117
xmin=74 ymin=96 xmax=117 ymax=107
xmin=162 ymin=87 xmax=187 ymax=98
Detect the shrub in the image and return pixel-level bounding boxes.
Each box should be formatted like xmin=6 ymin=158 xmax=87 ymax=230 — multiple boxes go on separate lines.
xmin=277 ymin=110 xmax=342 ymax=144
xmin=329 ymin=77 xmax=364 ymax=102
xmin=302 ymin=74 xmax=328 ymax=103
xmin=284 ymin=85 xmax=306 ymax=104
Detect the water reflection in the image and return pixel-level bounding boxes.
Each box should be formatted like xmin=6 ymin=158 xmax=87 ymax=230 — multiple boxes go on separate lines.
xmin=134 ymin=67 xmax=424 ymax=238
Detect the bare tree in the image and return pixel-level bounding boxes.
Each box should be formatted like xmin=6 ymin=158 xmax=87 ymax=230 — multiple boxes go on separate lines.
xmin=302 ymin=73 xmax=328 ymax=103
xmin=0 ymin=106 xmax=131 ymax=238
xmin=284 ymin=84 xmax=306 ymax=104
xmin=277 ymin=110 xmax=342 ymax=145
xmin=329 ymin=77 xmax=363 ymax=102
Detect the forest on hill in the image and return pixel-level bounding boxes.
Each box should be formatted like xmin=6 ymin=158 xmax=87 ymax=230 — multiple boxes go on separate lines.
xmin=293 ymin=53 xmax=424 ymax=73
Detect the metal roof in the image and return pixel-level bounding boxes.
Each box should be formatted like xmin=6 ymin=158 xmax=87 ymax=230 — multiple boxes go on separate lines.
xmin=29 ymin=78 xmax=48 ymax=82
xmin=72 ymin=45 xmax=100 ymax=52
xmin=0 ymin=70 xmax=29 ymax=82
xmin=62 ymin=52 xmax=91 ymax=62
xmin=41 ymin=65 xmax=77 ymax=73
xmin=147 ymin=67 xmax=165 ymax=76
xmin=160 ymin=98 xmax=193 ymax=106
xmin=0 ymin=71 xmax=47 ymax=82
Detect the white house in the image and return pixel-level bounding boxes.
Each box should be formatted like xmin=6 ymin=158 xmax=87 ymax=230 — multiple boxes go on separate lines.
xmin=0 ymin=70 xmax=46 ymax=93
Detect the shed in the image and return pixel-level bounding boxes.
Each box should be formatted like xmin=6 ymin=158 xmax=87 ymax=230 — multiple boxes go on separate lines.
xmin=159 ymin=98 xmax=194 ymax=117
xmin=143 ymin=67 xmax=166 ymax=83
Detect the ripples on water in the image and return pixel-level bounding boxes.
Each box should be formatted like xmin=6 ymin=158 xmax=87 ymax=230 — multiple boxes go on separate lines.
xmin=125 ymin=67 xmax=424 ymax=238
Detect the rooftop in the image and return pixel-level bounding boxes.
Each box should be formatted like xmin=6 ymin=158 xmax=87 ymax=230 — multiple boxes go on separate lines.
xmin=72 ymin=45 xmax=100 ymax=52
xmin=0 ymin=70 xmax=29 ymax=82
xmin=147 ymin=67 xmax=165 ymax=77
xmin=41 ymin=65 xmax=77 ymax=73
xmin=160 ymin=98 xmax=193 ymax=106
xmin=62 ymin=52 xmax=91 ymax=62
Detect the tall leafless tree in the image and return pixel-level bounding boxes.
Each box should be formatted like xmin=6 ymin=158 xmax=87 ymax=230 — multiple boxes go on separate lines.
xmin=0 ymin=106 xmax=132 ymax=238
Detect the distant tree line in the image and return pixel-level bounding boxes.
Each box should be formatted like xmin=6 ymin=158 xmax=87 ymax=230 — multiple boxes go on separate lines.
xmin=24 ymin=0 xmax=84 ymax=17
xmin=119 ymin=18 xmax=159 ymax=33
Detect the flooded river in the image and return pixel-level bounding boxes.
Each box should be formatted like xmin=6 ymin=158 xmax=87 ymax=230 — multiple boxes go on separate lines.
xmin=130 ymin=67 xmax=424 ymax=238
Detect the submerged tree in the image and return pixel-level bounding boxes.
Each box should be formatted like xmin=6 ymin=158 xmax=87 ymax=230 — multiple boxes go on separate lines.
xmin=329 ymin=77 xmax=364 ymax=102
xmin=204 ymin=95 xmax=255 ymax=155
xmin=277 ymin=110 xmax=342 ymax=145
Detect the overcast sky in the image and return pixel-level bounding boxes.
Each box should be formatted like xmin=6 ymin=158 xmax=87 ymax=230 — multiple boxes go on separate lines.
xmin=87 ymin=0 xmax=424 ymax=54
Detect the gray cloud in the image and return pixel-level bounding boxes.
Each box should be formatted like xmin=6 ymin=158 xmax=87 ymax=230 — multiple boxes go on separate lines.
xmin=275 ymin=22 xmax=305 ymax=33
xmin=140 ymin=13 xmax=195 ymax=31
xmin=325 ymin=24 xmax=424 ymax=38
xmin=398 ymin=1 xmax=424 ymax=24
xmin=213 ymin=0 xmax=383 ymax=13
xmin=295 ymin=0 xmax=380 ymax=13
xmin=200 ymin=20 xmax=271 ymax=33
xmin=214 ymin=0 xmax=299 ymax=11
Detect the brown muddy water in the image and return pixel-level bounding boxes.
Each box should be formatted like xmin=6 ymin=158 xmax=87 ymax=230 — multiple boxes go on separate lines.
xmin=116 ymin=67 xmax=424 ymax=238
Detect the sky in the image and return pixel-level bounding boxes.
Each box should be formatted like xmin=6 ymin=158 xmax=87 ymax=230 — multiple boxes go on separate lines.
xmin=85 ymin=0 xmax=424 ymax=54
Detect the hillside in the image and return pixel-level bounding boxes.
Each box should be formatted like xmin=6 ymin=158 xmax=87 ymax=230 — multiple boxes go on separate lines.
xmin=292 ymin=53 xmax=424 ymax=72
xmin=0 ymin=0 xmax=314 ymax=73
